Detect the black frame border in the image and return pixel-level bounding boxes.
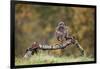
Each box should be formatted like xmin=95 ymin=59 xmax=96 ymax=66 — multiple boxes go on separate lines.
xmin=10 ymin=1 xmax=97 ymax=69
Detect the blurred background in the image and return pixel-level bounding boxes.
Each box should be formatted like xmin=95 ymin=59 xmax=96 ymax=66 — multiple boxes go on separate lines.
xmin=15 ymin=4 xmax=95 ymax=58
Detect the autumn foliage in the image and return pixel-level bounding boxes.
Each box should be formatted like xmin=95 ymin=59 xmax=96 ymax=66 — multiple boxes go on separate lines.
xmin=15 ymin=4 xmax=95 ymax=58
